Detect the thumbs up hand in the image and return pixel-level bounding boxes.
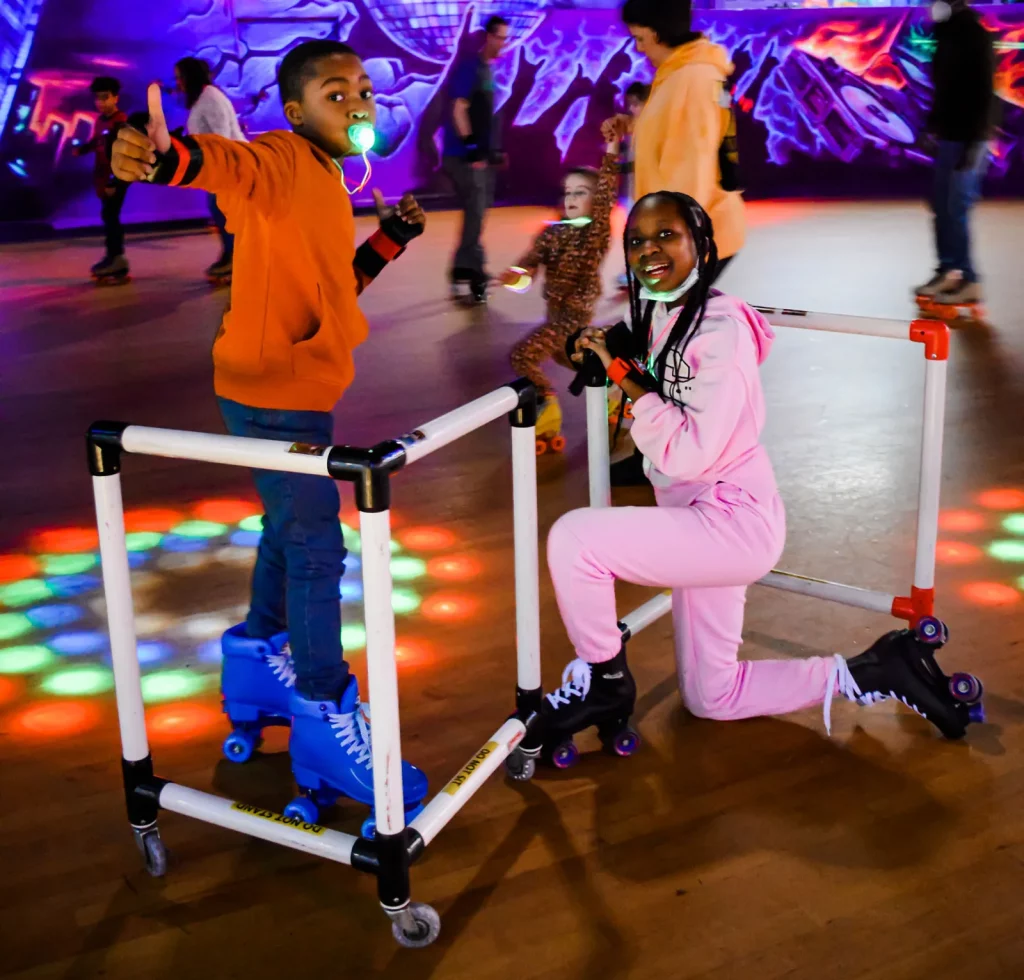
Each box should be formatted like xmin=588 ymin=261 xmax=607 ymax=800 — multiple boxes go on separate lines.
xmin=111 ymin=83 xmax=171 ymax=182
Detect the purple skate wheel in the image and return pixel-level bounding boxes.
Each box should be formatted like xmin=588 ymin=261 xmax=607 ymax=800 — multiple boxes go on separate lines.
xmin=915 ymin=616 xmax=948 ymax=646
xmin=610 ymin=729 xmax=641 ymax=757
xmin=968 ymin=702 xmax=986 ymax=725
xmin=949 ymin=672 xmax=983 ymax=703
xmin=550 ymin=741 xmax=579 ymax=770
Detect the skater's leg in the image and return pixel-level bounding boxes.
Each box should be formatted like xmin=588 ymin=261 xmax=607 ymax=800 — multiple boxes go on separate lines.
xmin=932 ymin=142 xmax=957 ymax=274
xmin=101 ymin=181 xmax=128 ymax=258
xmin=510 ymin=322 xmax=565 ymax=398
xmin=444 ymin=157 xmax=486 ymax=279
xmin=950 ymin=143 xmax=989 ymax=284
xmin=547 ymin=495 xmax=832 ymax=719
xmin=208 ymin=193 xmax=234 ymax=264
xmin=672 ymin=586 xmax=831 ymax=720
xmin=217 ymin=398 xmax=348 ymax=701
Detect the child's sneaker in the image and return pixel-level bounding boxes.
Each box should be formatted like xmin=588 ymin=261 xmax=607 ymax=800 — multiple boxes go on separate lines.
xmin=220 ymin=624 xmax=295 ymax=762
xmin=914 ymin=269 xmax=961 ymax=299
xmin=284 ymin=675 xmax=429 ymax=837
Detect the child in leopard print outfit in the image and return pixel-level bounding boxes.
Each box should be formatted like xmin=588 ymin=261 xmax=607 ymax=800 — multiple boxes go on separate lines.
xmin=497 ymin=133 xmax=620 ymax=446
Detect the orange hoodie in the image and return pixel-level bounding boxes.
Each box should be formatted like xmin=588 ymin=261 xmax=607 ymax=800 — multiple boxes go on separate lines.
xmin=632 ymin=38 xmax=746 ymax=260
xmin=170 ymin=130 xmax=371 ymax=412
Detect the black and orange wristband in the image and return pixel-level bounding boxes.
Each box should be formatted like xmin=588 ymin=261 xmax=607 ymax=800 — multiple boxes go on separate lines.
xmin=354 ymin=228 xmax=406 ymax=282
xmin=149 ymin=135 xmax=203 ymax=187
xmin=607 ymin=357 xmax=659 ymax=394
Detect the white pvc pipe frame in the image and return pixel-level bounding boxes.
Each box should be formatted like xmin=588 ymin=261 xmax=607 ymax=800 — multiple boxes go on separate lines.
xmin=596 ymin=307 xmax=948 ymax=639
xmin=92 ymin=382 xmax=540 ymax=855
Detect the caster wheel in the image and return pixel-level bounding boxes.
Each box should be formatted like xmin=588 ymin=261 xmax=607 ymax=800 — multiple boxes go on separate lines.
xmin=915 ymin=616 xmax=948 ymax=646
xmin=135 ymin=831 xmax=167 ymax=877
xmin=283 ymin=796 xmax=319 ymax=824
xmin=549 ymin=435 xmax=566 ymax=453
xmin=505 ymin=749 xmax=536 ymax=782
xmin=605 ymin=727 xmax=641 ymax=758
xmin=549 ymin=740 xmax=579 ymax=770
xmin=222 ymin=729 xmax=259 ymax=763
xmin=968 ymin=702 xmax=986 ymax=725
xmin=391 ymin=903 xmax=441 ymax=949
xmin=949 ymin=672 xmax=983 ymax=703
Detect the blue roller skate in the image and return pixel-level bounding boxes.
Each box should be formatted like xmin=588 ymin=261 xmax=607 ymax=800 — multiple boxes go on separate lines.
xmin=283 ymin=675 xmax=429 ymax=838
xmin=220 ymin=624 xmax=295 ymax=763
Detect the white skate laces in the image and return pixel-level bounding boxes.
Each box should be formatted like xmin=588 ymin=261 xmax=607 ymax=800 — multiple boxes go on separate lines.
xmin=546 ymin=658 xmax=592 ymax=708
xmin=329 ymin=701 xmax=373 ymax=767
xmin=267 ymin=645 xmax=296 ymax=688
xmin=823 ymin=652 xmax=925 ymax=735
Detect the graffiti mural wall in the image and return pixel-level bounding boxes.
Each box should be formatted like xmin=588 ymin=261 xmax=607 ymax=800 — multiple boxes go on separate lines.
xmin=1 ymin=1 xmax=1022 ymax=229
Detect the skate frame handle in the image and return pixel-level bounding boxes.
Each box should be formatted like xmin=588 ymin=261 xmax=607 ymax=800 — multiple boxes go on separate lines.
xmin=592 ymin=308 xmax=950 ymax=642
xmin=87 ymin=378 xmax=543 ymax=928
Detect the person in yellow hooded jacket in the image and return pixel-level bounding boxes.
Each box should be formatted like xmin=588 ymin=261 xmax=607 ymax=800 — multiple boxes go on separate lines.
xmin=606 ymin=0 xmax=745 ymax=279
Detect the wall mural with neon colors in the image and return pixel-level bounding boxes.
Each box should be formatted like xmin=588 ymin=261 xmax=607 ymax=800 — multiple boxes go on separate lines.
xmin=1 ymin=2 xmax=1023 ymax=230
xmin=0 ymin=499 xmax=481 ymax=741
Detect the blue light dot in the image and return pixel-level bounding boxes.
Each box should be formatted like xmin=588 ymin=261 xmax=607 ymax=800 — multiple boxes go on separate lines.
xmin=343 ymin=556 xmax=362 ymax=575
xmin=127 ymin=551 xmax=148 ymax=569
xmin=26 ymin=604 xmax=84 ymax=629
xmin=48 ymin=574 xmax=101 ymax=598
xmin=340 ymin=581 xmax=364 ymax=603
xmin=197 ymin=639 xmax=223 ymax=663
xmin=48 ymin=630 xmax=107 ymax=656
xmin=137 ymin=641 xmax=173 ymax=665
xmin=230 ymin=530 xmax=262 ymax=548
xmin=161 ymin=535 xmax=208 ymax=553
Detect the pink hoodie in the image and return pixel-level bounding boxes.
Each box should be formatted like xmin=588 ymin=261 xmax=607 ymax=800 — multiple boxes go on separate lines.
xmin=629 ymin=293 xmax=779 ymax=508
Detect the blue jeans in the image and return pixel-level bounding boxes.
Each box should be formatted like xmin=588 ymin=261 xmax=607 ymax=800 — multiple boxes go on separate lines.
xmin=208 ymin=193 xmax=233 ymax=262
xmin=218 ymin=397 xmax=347 ymax=701
xmin=933 ymin=140 xmax=989 ymax=283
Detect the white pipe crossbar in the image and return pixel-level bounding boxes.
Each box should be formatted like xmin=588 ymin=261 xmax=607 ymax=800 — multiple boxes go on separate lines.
xmin=400 ymin=386 xmax=520 ymax=465
xmin=753 ymin=306 xmax=909 ymax=341
xmin=159 ymin=784 xmax=358 ymax=864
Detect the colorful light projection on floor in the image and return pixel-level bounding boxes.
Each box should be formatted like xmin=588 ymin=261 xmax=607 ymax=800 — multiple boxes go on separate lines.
xmin=0 ymin=499 xmax=480 ymax=739
xmin=935 ymin=488 xmax=1024 ymax=609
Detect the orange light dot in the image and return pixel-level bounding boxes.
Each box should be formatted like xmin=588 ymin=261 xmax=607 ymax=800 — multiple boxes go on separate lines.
xmin=960 ymin=582 xmax=1020 ymax=607
xmin=12 ymin=700 xmax=100 ymax=737
xmin=977 ymin=489 xmax=1024 ymax=511
xmin=192 ymin=499 xmax=260 ymax=524
xmin=427 ymin=555 xmax=483 ymax=582
xmin=0 ymin=676 xmax=19 ymax=705
xmin=124 ymin=508 xmax=184 ymax=533
xmin=0 ymin=555 xmax=39 ymax=584
xmin=421 ymin=592 xmax=477 ymax=621
xmin=938 ymin=510 xmax=985 ymax=533
xmin=395 ymin=638 xmax=434 ymax=667
xmin=148 ymin=702 xmax=222 ymax=742
xmin=936 ymin=541 xmax=984 ymax=565
xmin=30 ymin=528 xmax=99 ymax=554
xmin=399 ymin=527 xmax=456 ymax=551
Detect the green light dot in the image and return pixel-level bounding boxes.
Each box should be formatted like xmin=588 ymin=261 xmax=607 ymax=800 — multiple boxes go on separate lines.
xmin=1002 ymin=514 xmax=1024 ymax=536
xmin=171 ymin=520 xmax=228 ymax=539
xmin=390 ymin=539 xmax=400 ymax=554
xmin=126 ymin=531 xmax=163 ymax=552
xmin=40 ymin=554 xmax=97 ymax=575
xmin=0 ymin=579 xmax=53 ymax=608
xmin=140 ymin=670 xmax=207 ymax=703
xmin=41 ymin=666 xmax=114 ymax=696
xmin=0 ymin=613 xmax=32 ymax=641
xmin=390 ymin=557 xmax=426 ymax=581
xmin=239 ymin=515 xmax=263 ymax=532
xmin=340 ymin=623 xmax=366 ymax=650
xmin=0 ymin=645 xmax=53 ymax=674
xmin=987 ymin=540 xmax=1024 ymax=563
xmin=392 ymin=589 xmax=421 ymax=615
xmin=341 ymin=524 xmax=361 ymax=553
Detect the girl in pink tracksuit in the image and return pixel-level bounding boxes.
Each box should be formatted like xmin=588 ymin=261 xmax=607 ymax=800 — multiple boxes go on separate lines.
xmin=527 ymin=191 xmax=981 ymax=765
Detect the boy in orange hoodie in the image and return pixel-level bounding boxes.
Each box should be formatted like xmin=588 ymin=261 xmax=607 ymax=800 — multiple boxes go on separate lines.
xmin=608 ymin=0 xmax=744 ymax=276
xmin=111 ymin=41 xmax=429 ymax=825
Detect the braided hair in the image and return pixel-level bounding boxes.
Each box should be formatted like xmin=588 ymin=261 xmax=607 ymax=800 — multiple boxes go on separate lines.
xmin=623 ymin=191 xmax=718 ymax=394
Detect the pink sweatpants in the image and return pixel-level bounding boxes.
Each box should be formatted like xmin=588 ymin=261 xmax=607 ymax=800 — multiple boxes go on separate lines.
xmin=547 ymin=485 xmax=834 ymax=721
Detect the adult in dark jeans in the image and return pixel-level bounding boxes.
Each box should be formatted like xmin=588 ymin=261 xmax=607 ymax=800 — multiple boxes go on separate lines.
xmin=442 ymin=15 xmax=509 ymax=303
xmin=915 ymin=0 xmax=994 ymax=308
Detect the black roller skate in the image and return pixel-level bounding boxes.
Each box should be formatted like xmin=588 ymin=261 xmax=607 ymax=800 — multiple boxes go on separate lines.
xmin=536 ymin=647 xmax=640 ymax=768
xmin=826 ymin=617 xmax=984 ymax=740
xmin=470 ymin=274 xmax=488 ymax=305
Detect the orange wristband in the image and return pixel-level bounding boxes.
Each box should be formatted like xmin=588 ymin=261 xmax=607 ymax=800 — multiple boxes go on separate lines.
xmin=607 ymin=357 xmax=632 ymax=386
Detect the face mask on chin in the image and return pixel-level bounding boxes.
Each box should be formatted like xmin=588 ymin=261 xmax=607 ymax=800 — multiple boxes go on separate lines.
xmin=638 ymin=264 xmax=699 ymax=303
